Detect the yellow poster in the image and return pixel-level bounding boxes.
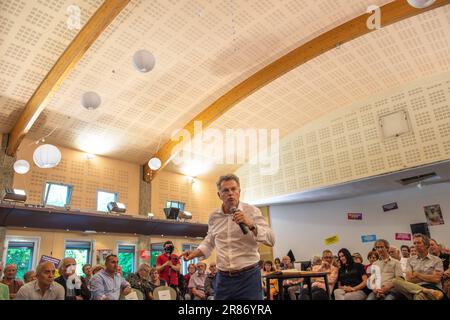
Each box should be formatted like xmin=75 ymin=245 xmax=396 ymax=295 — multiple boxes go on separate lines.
xmin=324 ymin=235 xmax=340 ymax=246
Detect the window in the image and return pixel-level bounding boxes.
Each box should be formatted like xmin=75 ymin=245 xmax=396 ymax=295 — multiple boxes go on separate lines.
xmin=150 ymin=243 xmax=164 ymax=268
xmin=43 ymin=182 xmax=73 ymax=207
xmin=165 ymin=200 xmax=185 ymax=212
xmin=117 ymin=244 xmax=136 ymax=279
xmin=64 ymin=241 xmax=92 ymax=276
xmin=97 ymin=190 xmax=118 ymax=212
xmin=181 ymin=244 xmax=198 ymax=275
xmin=5 ymin=241 xmax=36 ymax=280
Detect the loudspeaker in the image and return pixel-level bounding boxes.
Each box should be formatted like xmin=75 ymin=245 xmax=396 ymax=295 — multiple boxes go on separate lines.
xmin=410 ymin=223 xmax=430 ymax=238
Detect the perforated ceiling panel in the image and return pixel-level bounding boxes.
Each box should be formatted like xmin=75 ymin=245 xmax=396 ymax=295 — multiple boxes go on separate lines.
xmin=2 ymin=0 xmax=398 ymax=165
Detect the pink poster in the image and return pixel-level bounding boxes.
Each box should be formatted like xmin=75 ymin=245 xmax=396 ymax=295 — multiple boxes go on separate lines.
xmin=395 ymin=233 xmax=411 ymax=241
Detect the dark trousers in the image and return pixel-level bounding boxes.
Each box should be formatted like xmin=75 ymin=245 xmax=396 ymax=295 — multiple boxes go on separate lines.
xmin=298 ymin=287 xmax=329 ymax=300
xmin=215 ymin=265 xmax=262 ymax=300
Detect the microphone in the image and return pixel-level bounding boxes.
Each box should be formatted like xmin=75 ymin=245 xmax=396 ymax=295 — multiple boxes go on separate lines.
xmin=230 ymin=207 xmax=248 ymax=235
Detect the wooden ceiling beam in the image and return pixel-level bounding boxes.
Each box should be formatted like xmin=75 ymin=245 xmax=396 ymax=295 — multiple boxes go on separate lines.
xmin=6 ymin=0 xmax=131 ymax=156
xmin=144 ymin=0 xmax=449 ymax=182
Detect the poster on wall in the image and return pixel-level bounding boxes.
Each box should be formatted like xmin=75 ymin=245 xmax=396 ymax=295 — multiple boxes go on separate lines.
xmin=424 ymin=204 xmax=444 ymax=226
xmin=395 ymin=233 xmax=412 ymax=241
xmin=361 ymin=234 xmax=377 ymax=243
xmin=347 ymin=213 xmax=363 ymax=220
xmin=324 ymin=235 xmax=340 ymax=246
xmin=39 ymin=255 xmax=61 ymax=269
xmin=96 ymin=249 xmax=113 ymax=265
xmin=382 ymin=202 xmax=398 ymax=212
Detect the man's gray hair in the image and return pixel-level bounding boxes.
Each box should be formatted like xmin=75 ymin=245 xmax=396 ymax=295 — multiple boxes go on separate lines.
xmin=216 ymin=174 xmax=240 ymax=191
xmin=413 ymin=233 xmax=430 ymax=247
xmin=138 ymin=263 xmax=151 ymax=271
xmin=36 ymin=262 xmax=54 ymax=275
xmin=58 ymin=257 xmax=76 ymax=272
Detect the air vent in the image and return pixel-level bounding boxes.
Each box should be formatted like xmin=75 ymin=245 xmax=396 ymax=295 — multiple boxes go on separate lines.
xmin=397 ymin=172 xmax=437 ymax=185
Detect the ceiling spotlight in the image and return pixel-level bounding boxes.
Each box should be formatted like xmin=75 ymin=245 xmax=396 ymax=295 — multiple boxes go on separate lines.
xmin=13 ymin=160 xmax=30 ymax=174
xmin=133 ymin=49 xmax=155 ymax=73
xmin=407 ymin=0 xmax=435 ymax=8
xmin=107 ymin=202 xmax=126 ymax=214
xmin=33 ymin=144 xmax=61 ymax=169
xmin=179 ymin=211 xmax=192 ymax=220
xmin=147 ymin=212 xmax=154 ymax=219
xmin=81 ymin=91 xmax=101 ymax=110
xmin=148 ymin=157 xmax=162 ymax=170
xmin=2 ymin=188 xmax=27 ymax=203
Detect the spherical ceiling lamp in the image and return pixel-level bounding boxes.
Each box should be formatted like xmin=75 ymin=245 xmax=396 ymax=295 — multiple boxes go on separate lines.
xmin=13 ymin=160 xmax=30 ymax=174
xmin=33 ymin=144 xmax=62 ymax=169
xmin=81 ymin=91 xmax=101 ymax=110
xmin=407 ymin=0 xmax=435 ymax=8
xmin=132 ymin=50 xmax=155 ymax=73
xmin=148 ymin=157 xmax=161 ymax=170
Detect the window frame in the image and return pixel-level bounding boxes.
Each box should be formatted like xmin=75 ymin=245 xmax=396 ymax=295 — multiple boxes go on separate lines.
xmin=165 ymin=200 xmax=185 ymax=212
xmin=64 ymin=239 xmax=94 ymax=276
xmin=96 ymin=189 xmax=118 ymax=212
xmin=42 ymin=181 xmax=73 ymax=207
xmin=181 ymin=243 xmax=199 ymax=275
xmin=116 ymin=241 xmax=137 ymax=277
xmin=2 ymin=236 xmax=40 ymax=278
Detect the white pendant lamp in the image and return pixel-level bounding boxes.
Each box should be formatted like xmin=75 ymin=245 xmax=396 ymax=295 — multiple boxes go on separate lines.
xmin=81 ymin=91 xmax=101 ymax=110
xmin=13 ymin=160 xmax=30 ymax=174
xmin=33 ymin=144 xmax=62 ymax=169
xmin=407 ymin=0 xmax=436 ymax=8
xmin=133 ymin=50 xmax=155 ymax=73
xmin=148 ymin=157 xmax=161 ymax=170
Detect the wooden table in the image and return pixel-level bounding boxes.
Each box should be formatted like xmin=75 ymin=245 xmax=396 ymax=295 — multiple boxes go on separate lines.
xmin=264 ymin=271 xmax=330 ymax=300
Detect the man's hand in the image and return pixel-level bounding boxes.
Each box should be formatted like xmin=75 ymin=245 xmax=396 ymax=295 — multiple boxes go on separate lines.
xmin=232 ymin=211 xmax=253 ymax=228
xmin=343 ymin=286 xmax=354 ymax=292
xmin=182 ymin=248 xmax=203 ymax=261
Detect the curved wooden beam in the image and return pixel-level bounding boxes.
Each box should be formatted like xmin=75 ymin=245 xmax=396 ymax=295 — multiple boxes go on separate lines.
xmin=144 ymin=0 xmax=449 ymax=182
xmin=6 ymin=0 xmax=131 ymax=156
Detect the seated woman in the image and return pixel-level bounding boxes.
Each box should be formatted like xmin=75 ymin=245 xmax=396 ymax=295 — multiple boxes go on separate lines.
xmin=334 ymin=248 xmax=368 ymax=300
xmin=261 ymin=260 xmax=278 ymax=300
xmin=148 ymin=268 xmax=167 ymax=300
xmin=365 ymin=250 xmax=379 ymax=275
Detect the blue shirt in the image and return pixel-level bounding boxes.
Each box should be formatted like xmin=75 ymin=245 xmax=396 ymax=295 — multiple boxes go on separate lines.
xmin=90 ymin=269 xmax=129 ymax=300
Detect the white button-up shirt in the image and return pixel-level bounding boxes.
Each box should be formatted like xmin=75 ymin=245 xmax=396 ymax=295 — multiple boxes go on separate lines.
xmin=198 ymin=202 xmax=275 ymax=272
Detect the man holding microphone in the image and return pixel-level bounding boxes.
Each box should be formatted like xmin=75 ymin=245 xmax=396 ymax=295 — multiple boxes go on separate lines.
xmin=183 ymin=174 xmax=275 ymax=300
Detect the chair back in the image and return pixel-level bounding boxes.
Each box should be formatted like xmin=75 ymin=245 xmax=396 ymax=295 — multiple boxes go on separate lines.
xmin=119 ymin=288 xmax=144 ymax=300
xmin=153 ymin=285 xmax=177 ymax=300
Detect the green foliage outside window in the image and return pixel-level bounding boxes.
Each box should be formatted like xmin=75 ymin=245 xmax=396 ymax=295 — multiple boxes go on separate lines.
xmin=65 ymin=249 xmax=89 ymax=276
xmin=6 ymin=248 xmax=32 ymax=280
xmin=118 ymin=252 xmax=133 ymax=278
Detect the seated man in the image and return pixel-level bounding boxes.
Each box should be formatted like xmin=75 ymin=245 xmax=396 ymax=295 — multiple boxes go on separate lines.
xmin=23 ymin=271 xmax=37 ymax=284
xmin=367 ymin=239 xmax=403 ymax=300
xmin=1 ymin=264 xmax=24 ymax=300
xmin=429 ymin=239 xmax=450 ymax=271
xmin=90 ymin=254 xmax=131 ymax=300
xmin=127 ymin=263 xmax=152 ymax=300
xmin=393 ymin=234 xmax=445 ymax=300
xmin=186 ymin=262 xmax=208 ymax=300
xmin=388 ymin=246 xmax=401 ymax=261
xmin=15 ymin=262 xmax=65 ymax=300
xmin=82 ymin=264 xmax=93 ymax=290
xmin=204 ymin=262 xmax=217 ymax=300
xmin=281 ymin=255 xmax=302 ymax=300
xmin=298 ymin=250 xmax=338 ymax=300
xmin=55 ymin=257 xmax=90 ymax=300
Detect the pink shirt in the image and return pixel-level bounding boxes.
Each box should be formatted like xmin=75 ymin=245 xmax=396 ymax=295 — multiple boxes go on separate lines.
xmin=309 ymin=264 xmax=338 ymax=292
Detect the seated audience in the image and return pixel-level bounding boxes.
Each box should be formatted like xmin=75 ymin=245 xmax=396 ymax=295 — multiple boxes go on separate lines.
xmin=186 ymin=261 xmax=208 ymax=300
xmin=1 ymin=264 xmax=24 ymax=299
xmin=429 ymin=239 xmax=450 ymax=271
xmin=281 ymin=255 xmax=302 ymax=300
xmin=92 ymin=265 xmax=104 ymax=275
xmin=182 ymin=263 xmax=196 ymax=297
xmin=365 ymin=251 xmax=379 ymax=275
xmin=298 ymin=250 xmax=338 ymax=300
xmin=204 ymin=262 xmax=217 ymax=300
xmin=90 ymin=254 xmax=131 ymax=300
xmin=410 ymin=246 xmax=417 ymax=257
xmin=127 ymin=263 xmax=152 ymax=300
xmin=148 ymin=267 xmax=167 ymax=300
xmin=262 ymin=260 xmax=278 ymax=300
xmin=24 ymin=271 xmax=37 ymax=283
xmin=82 ymin=264 xmax=92 ymax=289
xmin=367 ymin=239 xmax=403 ymax=300
xmin=352 ymin=253 xmax=363 ymax=264
xmin=334 ymin=248 xmax=368 ymax=300
xmin=0 ymin=264 xmax=8 ymax=300
xmin=15 ymin=262 xmax=64 ymax=300
xmin=55 ymin=257 xmax=90 ymax=300
xmin=389 ymin=246 xmax=401 ymax=261
xmin=393 ymin=234 xmax=445 ymax=300
xmin=400 ymin=245 xmax=410 ymax=275
xmin=274 ymin=258 xmax=281 ymax=271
